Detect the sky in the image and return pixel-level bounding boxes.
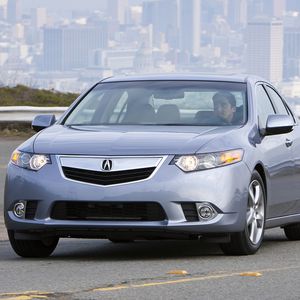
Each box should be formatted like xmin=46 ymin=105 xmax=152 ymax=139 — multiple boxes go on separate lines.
xmin=20 ymin=0 xmax=145 ymax=12
xmin=21 ymin=0 xmax=107 ymax=12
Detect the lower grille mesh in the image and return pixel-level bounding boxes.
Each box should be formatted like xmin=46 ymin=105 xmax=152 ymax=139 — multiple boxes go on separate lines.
xmin=62 ymin=166 xmax=156 ymax=185
xmin=181 ymin=203 xmax=199 ymax=222
xmin=51 ymin=201 xmax=167 ymax=221
xmin=25 ymin=201 xmax=38 ymax=219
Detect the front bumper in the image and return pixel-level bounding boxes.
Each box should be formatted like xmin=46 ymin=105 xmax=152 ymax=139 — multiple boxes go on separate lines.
xmin=4 ymin=155 xmax=251 ymax=239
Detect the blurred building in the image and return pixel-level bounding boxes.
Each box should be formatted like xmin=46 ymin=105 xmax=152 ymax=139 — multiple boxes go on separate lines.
xmin=179 ymin=0 xmax=201 ymax=56
xmin=0 ymin=0 xmax=7 ymax=20
xmin=279 ymin=80 xmax=300 ymax=98
xmin=6 ymin=0 xmax=20 ymax=23
xmin=142 ymin=0 xmax=179 ymax=49
xmin=89 ymin=48 xmax=137 ymax=70
xmin=284 ymin=25 xmax=300 ymax=79
xmin=133 ymin=43 xmax=153 ymax=72
xmin=286 ymin=0 xmax=300 ymax=12
xmin=247 ymin=19 xmax=283 ymax=83
xmin=262 ymin=0 xmax=285 ymax=19
xmin=247 ymin=0 xmax=285 ymax=21
xmin=227 ymin=0 xmax=247 ymax=29
xmin=43 ymin=25 xmax=108 ymax=71
xmin=31 ymin=7 xmax=47 ymax=28
xmin=107 ymin=0 xmax=128 ymax=25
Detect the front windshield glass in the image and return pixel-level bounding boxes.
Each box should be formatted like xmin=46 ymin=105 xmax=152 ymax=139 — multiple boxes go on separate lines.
xmin=63 ymin=81 xmax=247 ymax=126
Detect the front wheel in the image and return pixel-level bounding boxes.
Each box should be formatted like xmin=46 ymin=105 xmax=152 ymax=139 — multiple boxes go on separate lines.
xmin=8 ymin=230 xmax=59 ymax=258
xmin=220 ymin=171 xmax=266 ymax=255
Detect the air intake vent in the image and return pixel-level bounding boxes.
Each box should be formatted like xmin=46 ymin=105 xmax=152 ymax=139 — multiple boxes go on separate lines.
xmin=25 ymin=201 xmax=38 ymax=219
xmin=62 ymin=166 xmax=156 ymax=186
xmin=181 ymin=203 xmax=199 ymax=222
xmin=51 ymin=201 xmax=167 ymax=221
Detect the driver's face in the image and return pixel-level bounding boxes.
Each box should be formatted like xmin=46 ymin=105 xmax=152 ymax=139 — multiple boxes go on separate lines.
xmin=213 ymin=97 xmax=236 ymax=123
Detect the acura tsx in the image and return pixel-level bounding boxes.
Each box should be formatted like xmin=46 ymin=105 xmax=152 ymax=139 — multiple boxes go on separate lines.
xmin=4 ymin=74 xmax=300 ymax=257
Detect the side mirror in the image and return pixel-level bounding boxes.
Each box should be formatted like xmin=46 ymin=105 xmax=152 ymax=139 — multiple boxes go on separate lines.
xmin=31 ymin=114 xmax=56 ymax=132
xmin=265 ymin=114 xmax=294 ymax=136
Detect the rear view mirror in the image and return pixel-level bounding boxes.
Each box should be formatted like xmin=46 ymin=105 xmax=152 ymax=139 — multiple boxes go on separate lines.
xmin=32 ymin=114 xmax=56 ymax=132
xmin=265 ymin=115 xmax=294 ymax=136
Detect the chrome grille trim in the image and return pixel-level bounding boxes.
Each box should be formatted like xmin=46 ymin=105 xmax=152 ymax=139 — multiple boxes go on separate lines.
xmin=56 ymin=155 xmax=168 ymax=187
xmin=59 ymin=156 xmax=164 ymax=172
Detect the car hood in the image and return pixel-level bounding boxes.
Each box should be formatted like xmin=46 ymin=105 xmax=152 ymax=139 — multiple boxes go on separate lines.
xmin=32 ymin=125 xmax=238 ymax=155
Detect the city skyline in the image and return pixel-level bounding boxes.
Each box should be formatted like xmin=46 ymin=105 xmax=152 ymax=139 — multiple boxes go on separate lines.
xmin=0 ymin=0 xmax=300 ymax=97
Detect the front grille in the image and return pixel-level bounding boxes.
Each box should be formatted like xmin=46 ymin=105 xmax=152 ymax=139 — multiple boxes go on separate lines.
xmin=25 ymin=201 xmax=38 ymax=219
xmin=181 ymin=203 xmax=199 ymax=222
xmin=51 ymin=201 xmax=167 ymax=221
xmin=62 ymin=166 xmax=156 ymax=186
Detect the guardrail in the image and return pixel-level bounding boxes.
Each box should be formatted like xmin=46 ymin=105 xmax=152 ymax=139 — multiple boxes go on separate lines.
xmin=0 ymin=106 xmax=67 ymax=122
xmin=1 ymin=105 xmax=300 ymax=125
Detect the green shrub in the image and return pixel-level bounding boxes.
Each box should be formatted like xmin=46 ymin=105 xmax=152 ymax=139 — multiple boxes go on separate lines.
xmin=0 ymin=85 xmax=79 ymax=106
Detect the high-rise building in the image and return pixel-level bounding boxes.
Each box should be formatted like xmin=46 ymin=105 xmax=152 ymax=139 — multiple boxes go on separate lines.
xmin=43 ymin=25 xmax=108 ymax=71
xmin=284 ymin=26 xmax=300 ymax=79
xmin=247 ymin=19 xmax=283 ymax=83
xmin=271 ymin=0 xmax=286 ymax=18
xmin=7 ymin=0 xmax=20 ymax=23
xmin=0 ymin=0 xmax=7 ymax=20
xmin=179 ymin=0 xmax=201 ymax=56
xmin=107 ymin=0 xmax=128 ymax=25
xmin=247 ymin=0 xmax=285 ymax=20
xmin=31 ymin=7 xmax=47 ymax=28
xmin=89 ymin=48 xmax=137 ymax=70
xmin=227 ymin=0 xmax=247 ymax=28
xmin=286 ymin=0 xmax=300 ymax=12
xmin=142 ymin=0 xmax=179 ymax=48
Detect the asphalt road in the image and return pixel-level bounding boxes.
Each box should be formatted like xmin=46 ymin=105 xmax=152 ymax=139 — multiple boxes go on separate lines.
xmin=1 ymin=137 xmax=300 ymax=299
xmin=1 ymin=231 xmax=300 ymax=299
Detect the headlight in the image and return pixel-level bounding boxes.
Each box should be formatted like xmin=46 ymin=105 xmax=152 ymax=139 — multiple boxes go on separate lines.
xmin=173 ymin=149 xmax=244 ymax=172
xmin=11 ymin=150 xmax=51 ymax=171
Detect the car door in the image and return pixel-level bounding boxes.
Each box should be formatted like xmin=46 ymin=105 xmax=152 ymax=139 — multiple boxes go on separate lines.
xmin=256 ymin=84 xmax=295 ymax=219
xmin=265 ymin=85 xmax=300 ymax=216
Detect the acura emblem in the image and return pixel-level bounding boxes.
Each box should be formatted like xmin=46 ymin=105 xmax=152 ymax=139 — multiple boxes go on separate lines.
xmin=102 ymin=159 xmax=113 ymax=171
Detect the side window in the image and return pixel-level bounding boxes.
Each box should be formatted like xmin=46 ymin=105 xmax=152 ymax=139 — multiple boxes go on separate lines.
xmin=256 ymin=85 xmax=275 ymax=129
xmin=265 ymin=86 xmax=289 ymax=115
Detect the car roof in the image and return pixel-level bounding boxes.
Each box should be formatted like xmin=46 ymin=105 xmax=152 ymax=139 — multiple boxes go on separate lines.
xmin=100 ymin=73 xmax=265 ymax=84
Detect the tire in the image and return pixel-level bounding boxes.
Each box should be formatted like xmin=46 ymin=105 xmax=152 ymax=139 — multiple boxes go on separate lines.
xmin=8 ymin=230 xmax=59 ymax=258
xmin=284 ymin=224 xmax=300 ymax=240
xmin=220 ymin=170 xmax=266 ymax=255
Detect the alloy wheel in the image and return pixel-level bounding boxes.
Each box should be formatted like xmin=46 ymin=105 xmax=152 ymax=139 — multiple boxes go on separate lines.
xmin=247 ymin=179 xmax=265 ymax=245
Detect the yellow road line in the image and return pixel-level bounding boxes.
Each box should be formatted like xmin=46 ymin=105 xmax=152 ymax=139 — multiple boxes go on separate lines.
xmin=2 ymin=266 xmax=300 ymax=298
xmin=1 ymin=296 xmax=47 ymax=300
xmin=0 ymin=291 xmax=51 ymax=300
xmin=93 ymin=265 xmax=300 ymax=293
xmin=93 ymin=273 xmax=240 ymax=292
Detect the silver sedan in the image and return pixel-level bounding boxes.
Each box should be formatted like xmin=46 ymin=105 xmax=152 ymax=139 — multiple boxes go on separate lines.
xmin=4 ymin=74 xmax=300 ymax=257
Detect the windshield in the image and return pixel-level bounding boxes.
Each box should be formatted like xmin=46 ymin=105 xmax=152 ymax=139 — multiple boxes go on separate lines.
xmin=63 ymin=81 xmax=247 ymax=126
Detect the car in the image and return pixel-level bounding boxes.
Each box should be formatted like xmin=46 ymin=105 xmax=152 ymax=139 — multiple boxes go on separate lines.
xmin=4 ymin=74 xmax=300 ymax=257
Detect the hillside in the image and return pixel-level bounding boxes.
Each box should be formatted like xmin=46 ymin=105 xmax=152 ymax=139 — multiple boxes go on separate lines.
xmin=0 ymin=85 xmax=79 ymax=107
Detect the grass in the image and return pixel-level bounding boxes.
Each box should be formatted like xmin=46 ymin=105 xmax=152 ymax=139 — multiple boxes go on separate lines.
xmin=0 ymin=85 xmax=79 ymax=107
xmin=0 ymin=85 xmax=79 ymax=136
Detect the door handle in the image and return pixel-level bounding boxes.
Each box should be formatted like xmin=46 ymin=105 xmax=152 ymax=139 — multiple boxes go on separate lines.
xmin=285 ymin=139 xmax=293 ymax=147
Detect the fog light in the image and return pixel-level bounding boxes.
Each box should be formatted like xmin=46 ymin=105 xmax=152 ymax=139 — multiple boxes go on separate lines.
xmin=13 ymin=201 xmax=26 ymax=218
xmin=196 ymin=203 xmax=217 ymax=221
